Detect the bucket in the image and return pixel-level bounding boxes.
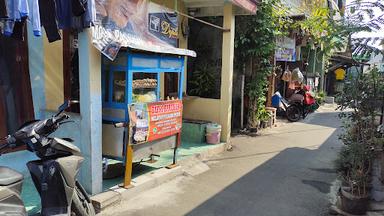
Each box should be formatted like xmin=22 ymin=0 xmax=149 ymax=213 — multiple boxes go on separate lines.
xmin=206 ymin=123 xmax=221 ymax=144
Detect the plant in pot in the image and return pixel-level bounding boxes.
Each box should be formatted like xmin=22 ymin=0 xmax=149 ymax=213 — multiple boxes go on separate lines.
xmin=315 ymin=91 xmax=326 ymax=104
xmin=335 ymin=123 xmax=373 ymax=215
xmin=257 ymin=106 xmax=272 ymax=129
xmin=335 ymin=67 xmax=384 ymax=215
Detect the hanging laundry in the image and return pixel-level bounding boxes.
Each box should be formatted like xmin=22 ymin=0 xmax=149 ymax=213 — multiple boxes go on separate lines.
xmin=0 ymin=0 xmax=41 ymax=40
xmin=0 ymin=0 xmax=16 ymax=36
xmin=83 ymin=0 xmax=95 ymax=27
xmin=3 ymin=20 xmax=14 ymax=36
xmin=53 ymin=0 xmax=89 ymax=32
xmin=55 ymin=0 xmax=72 ymax=29
xmin=71 ymin=0 xmax=87 ymax=16
xmin=4 ymin=0 xmax=13 ymax=20
xmin=19 ymin=0 xmax=29 ymax=18
xmin=72 ymin=0 xmax=94 ymax=30
xmin=28 ymin=0 xmax=41 ymax=36
xmin=72 ymin=0 xmax=95 ymax=30
xmin=13 ymin=0 xmax=21 ymax=21
xmin=0 ymin=0 xmax=8 ymax=18
xmin=39 ymin=0 xmax=61 ymax=42
xmin=11 ymin=16 xmax=26 ymax=40
xmin=1 ymin=0 xmax=93 ymax=41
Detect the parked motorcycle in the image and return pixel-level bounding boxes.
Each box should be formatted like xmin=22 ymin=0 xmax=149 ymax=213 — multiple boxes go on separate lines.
xmin=282 ymin=87 xmax=319 ymax=122
xmin=0 ymin=100 xmax=95 ymax=216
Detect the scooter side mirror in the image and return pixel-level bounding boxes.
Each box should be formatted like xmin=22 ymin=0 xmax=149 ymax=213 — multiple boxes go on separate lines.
xmin=56 ymin=101 xmax=70 ymax=117
xmin=56 ymin=100 xmax=80 ymax=116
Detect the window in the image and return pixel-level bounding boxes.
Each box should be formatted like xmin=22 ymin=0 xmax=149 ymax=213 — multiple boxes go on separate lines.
xmin=104 ymin=70 xmax=110 ymax=102
xmin=164 ymin=72 xmax=179 ymax=99
xmin=112 ymin=71 xmax=126 ymax=103
xmin=187 ymin=17 xmax=222 ymax=99
xmin=132 ymin=73 xmax=158 ymax=103
xmin=63 ymin=30 xmax=80 ymax=113
xmin=0 ymin=30 xmax=33 ymax=152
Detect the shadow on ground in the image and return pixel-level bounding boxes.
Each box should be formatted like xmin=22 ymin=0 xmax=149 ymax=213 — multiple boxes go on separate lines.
xmin=186 ymin=112 xmax=342 ymax=216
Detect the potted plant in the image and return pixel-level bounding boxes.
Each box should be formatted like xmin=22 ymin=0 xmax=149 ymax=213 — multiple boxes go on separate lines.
xmin=335 ymin=132 xmax=372 ymax=215
xmin=257 ymin=107 xmax=272 ymax=129
xmin=315 ymin=91 xmax=326 ymax=104
xmin=335 ymin=67 xmax=384 ymax=215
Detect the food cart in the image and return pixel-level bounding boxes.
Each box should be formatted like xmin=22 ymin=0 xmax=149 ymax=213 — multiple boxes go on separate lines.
xmin=101 ymin=49 xmax=185 ymax=187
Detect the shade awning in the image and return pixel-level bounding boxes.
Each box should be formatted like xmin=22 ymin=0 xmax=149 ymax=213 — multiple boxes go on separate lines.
xmin=183 ymin=0 xmax=258 ymax=16
xmin=231 ymin=0 xmax=258 ymax=14
xmin=120 ymin=39 xmax=196 ymax=58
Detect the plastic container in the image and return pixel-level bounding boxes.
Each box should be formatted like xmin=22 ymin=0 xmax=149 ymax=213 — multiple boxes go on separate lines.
xmin=271 ymin=92 xmax=282 ymax=108
xmin=206 ymin=123 xmax=222 ymax=144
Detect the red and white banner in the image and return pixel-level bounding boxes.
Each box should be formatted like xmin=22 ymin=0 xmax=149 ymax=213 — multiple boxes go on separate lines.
xmin=128 ymin=100 xmax=183 ymax=145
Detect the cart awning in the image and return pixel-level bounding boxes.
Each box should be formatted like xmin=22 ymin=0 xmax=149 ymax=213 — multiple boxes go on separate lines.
xmin=93 ymin=0 xmax=196 ymax=61
xmin=183 ymin=0 xmax=258 ymax=16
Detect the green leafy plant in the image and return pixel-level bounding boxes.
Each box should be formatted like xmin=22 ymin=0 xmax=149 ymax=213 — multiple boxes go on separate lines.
xmin=315 ymin=91 xmax=326 ymax=104
xmin=235 ymin=0 xmax=288 ymax=129
xmin=189 ymin=63 xmax=217 ymax=98
xmin=257 ymin=106 xmax=272 ymax=123
xmin=297 ymin=0 xmax=384 ymax=60
xmin=335 ymin=67 xmax=384 ymax=197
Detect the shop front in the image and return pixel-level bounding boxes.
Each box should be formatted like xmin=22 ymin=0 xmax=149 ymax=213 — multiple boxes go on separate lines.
xmin=92 ymin=0 xmax=197 ymax=188
xmin=6 ymin=0 xmax=259 ymax=203
xmin=87 ymin=0 xmax=259 ymax=192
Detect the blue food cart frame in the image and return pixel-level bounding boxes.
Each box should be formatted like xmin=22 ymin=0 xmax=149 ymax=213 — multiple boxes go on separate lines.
xmin=102 ymin=50 xmax=185 ymax=123
xmin=101 ymin=50 xmax=186 ymax=187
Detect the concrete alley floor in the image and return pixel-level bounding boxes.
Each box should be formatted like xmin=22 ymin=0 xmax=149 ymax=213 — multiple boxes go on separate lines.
xmin=102 ymin=108 xmax=343 ymax=216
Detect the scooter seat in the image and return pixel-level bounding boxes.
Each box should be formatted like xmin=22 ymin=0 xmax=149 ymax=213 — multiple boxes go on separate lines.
xmin=0 ymin=166 xmax=23 ymax=186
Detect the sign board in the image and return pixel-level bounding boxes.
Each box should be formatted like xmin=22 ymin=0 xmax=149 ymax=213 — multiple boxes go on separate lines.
xmin=335 ymin=68 xmax=346 ymax=80
xmin=93 ymin=0 xmax=196 ymax=60
xmin=128 ymin=100 xmax=183 ymax=145
xmin=275 ymin=36 xmax=297 ymax=62
xmin=148 ymin=12 xmax=178 ymax=47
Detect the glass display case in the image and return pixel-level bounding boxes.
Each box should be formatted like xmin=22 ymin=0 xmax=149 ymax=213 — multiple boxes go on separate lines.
xmin=101 ymin=50 xmax=185 ymax=159
xmin=102 ymin=50 xmax=184 ymax=123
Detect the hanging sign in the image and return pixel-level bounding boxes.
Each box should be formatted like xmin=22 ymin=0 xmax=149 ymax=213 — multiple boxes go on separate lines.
xmin=93 ymin=0 xmax=196 ymax=60
xmin=128 ymin=100 xmax=183 ymax=145
xmin=335 ymin=68 xmax=346 ymax=80
xmin=275 ymin=36 xmax=297 ymax=62
xmin=148 ymin=12 xmax=178 ymax=47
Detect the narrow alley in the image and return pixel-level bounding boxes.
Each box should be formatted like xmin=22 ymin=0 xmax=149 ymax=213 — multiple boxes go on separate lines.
xmin=102 ymin=108 xmax=342 ymax=216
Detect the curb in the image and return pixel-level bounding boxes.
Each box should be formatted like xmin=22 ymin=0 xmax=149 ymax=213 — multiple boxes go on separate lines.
xmin=91 ymin=142 xmax=228 ymax=213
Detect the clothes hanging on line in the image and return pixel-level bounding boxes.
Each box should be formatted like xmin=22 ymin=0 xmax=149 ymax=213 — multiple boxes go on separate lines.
xmin=0 ymin=0 xmax=94 ymax=42
xmin=0 ymin=0 xmax=41 ymax=39
xmin=39 ymin=0 xmax=61 ymax=42
xmin=0 ymin=0 xmax=8 ymax=18
xmin=29 ymin=0 xmax=41 ymax=36
xmin=11 ymin=16 xmax=26 ymax=40
xmin=71 ymin=0 xmax=87 ymax=16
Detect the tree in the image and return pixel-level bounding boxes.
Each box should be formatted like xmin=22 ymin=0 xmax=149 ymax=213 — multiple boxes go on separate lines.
xmin=235 ymin=0 xmax=289 ymax=129
xmin=296 ymin=0 xmax=384 ymax=59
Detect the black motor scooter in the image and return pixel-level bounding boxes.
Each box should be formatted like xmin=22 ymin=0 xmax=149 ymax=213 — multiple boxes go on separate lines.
xmin=281 ymin=89 xmax=319 ymax=122
xmin=0 ymin=100 xmax=95 ymax=216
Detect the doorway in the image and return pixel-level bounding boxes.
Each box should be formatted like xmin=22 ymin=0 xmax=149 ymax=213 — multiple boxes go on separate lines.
xmin=0 ymin=33 xmax=34 ymax=138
